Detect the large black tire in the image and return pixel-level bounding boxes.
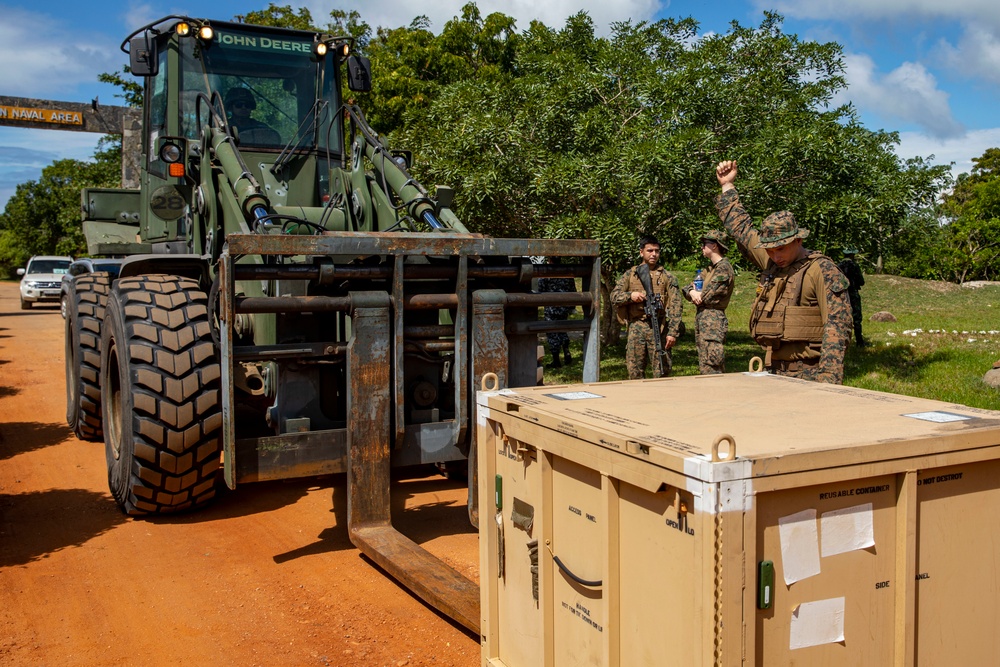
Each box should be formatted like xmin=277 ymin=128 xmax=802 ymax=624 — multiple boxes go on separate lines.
xmin=65 ymin=273 xmax=111 ymax=441
xmin=101 ymin=275 xmax=222 ymax=514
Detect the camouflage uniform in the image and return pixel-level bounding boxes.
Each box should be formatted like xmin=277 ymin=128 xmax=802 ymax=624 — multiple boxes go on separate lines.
xmin=682 ymin=256 xmax=735 ymax=374
xmin=538 ymin=276 xmax=576 ymax=365
xmin=610 ymin=265 xmax=682 ymax=379
xmin=715 ymin=189 xmax=852 ymax=384
xmin=837 ymin=255 xmax=866 ymax=347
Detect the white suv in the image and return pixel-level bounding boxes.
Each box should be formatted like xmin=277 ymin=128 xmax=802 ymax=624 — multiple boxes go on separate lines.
xmin=17 ymin=255 xmax=73 ymax=309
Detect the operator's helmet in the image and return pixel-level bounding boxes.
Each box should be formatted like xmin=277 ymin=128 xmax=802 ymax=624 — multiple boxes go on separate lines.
xmin=225 ymin=87 xmax=256 ymax=112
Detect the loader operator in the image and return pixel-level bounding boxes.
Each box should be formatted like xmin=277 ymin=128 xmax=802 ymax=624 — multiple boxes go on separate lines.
xmin=225 ymin=87 xmax=281 ymax=146
xmin=713 ymin=160 xmax=852 ymax=384
xmin=610 ymin=235 xmax=682 ymax=379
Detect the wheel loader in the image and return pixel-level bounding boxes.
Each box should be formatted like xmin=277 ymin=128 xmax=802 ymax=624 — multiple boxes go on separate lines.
xmin=62 ymin=16 xmax=600 ymax=632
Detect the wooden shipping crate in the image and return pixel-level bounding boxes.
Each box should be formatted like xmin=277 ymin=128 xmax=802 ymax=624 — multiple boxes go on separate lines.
xmin=475 ymin=372 xmax=1000 ymax=666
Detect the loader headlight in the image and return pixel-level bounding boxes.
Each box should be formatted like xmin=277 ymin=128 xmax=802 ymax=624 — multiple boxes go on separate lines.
xmin=159 ymin=142 xmax=182 ymax=163
xmin=175 ymin=21 xmax=213 ymax=43
xmin=313 ymin=39 xmax=350 ymax=61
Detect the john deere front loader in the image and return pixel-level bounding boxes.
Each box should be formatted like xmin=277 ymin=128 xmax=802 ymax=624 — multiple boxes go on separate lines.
xmin=63 ymin=16 xmax=600 ymax=631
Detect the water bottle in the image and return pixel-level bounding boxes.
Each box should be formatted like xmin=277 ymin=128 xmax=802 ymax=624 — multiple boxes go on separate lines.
xmin=693 ymin=269 xmax=703 ymax=291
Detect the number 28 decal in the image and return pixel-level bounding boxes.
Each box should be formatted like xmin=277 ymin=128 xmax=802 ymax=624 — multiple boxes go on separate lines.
xmin=150 ymin=185 xmax=187 ymax=221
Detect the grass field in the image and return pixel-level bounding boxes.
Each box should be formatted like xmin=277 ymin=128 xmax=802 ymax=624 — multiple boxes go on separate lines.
xmin=545 ymin=271 xmax=1000 ymax=411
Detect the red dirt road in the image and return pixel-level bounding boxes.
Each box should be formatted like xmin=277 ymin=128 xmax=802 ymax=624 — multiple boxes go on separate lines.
xmin=0 ymin=282 xmax=480 ymax=666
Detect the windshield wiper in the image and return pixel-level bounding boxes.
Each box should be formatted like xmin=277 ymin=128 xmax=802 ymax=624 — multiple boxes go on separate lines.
xmin=271 ymin=100 xmax=329 ymax=176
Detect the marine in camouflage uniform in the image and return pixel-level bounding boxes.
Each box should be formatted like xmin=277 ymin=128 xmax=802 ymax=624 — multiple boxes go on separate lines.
xmin=837 ymin=249 xmax=867 ymax=347
xmin=538 ymin=262 xmax=576 ymax=367
xmin=681 ymin=230 xmax=735 ymax=374
xmin=714 ymin=161 xmax=852 ymax=384
xmin=610 ymin=236 xmax=683 ymax=379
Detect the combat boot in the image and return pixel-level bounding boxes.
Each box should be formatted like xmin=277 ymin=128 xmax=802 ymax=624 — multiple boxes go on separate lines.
xmin=563 ymin=347 xmax=572 ymax=365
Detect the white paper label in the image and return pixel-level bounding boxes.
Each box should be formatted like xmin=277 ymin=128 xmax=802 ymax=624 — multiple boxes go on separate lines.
xmin=778 ymin=509 xmax=821 ymax=585
xmin=902 ymin=411 xmax=972 ymax=423
xmin=821 ymin=503 xmax=875 ymax=557
xmin=790 ymin=597 xmax=846 ymax=649
xmin=543 ymin=391 xmax=604 ymax=401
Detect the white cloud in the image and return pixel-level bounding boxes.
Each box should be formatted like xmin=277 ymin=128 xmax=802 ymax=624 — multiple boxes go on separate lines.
xmin=756 ymin=0 xmax=1000 ymax=87
xmin=123 ymin=4 xmax=163 ymax=35
xmin=837 ymin=53 xmax=964 ymax=139
xmin=935 ymin=24 xmax=1000 ymax=85
xmin=0 ymin=9 xmax=123 ymax=99
xmin=894 ymin=127 xmax=1000 ymax=178
xmin=304 ymin=0 xmax=660 ymax=35
xmin=760 ymin=0 xmax=1000 ymax=26
xmin=757 ymin=1 xmax=1000 ymax=87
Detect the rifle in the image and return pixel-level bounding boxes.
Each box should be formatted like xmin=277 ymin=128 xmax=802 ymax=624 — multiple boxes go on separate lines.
xmin=635 ymin=263 xmax=668 ymax=376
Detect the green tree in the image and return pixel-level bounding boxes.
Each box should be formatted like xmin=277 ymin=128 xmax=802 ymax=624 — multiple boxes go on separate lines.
xmin=881 ymin=207 xmax=949 ymax=280
xmin=237 ymin=4 xmax=317 ymax=31
xmin=395 ymin=10 xmax=948 ymax=339
xmin=0 ymin=144 xmax=121 ymax=275
xmin=359 ymin=3 xmax=520 ymax=133
xmin=397 ymin=13 xmax=700 ymax=341
xmin=97 ymin=69 xmax=143 ymax=107
xmin=237 ymin=4 xmax=371 ymax=47
xmin=935 ymin=148 xmax=1000 ymax=282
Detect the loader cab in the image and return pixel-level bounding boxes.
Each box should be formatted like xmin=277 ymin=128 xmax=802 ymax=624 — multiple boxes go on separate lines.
xmin=133 ymin=18 xmax=348 ymax=153
xmin=126 ymin=17 xmax=351 ymax=248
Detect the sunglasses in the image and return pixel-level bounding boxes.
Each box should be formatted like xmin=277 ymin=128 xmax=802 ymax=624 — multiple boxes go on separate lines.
xmin=232 ymin=101 xmax=253 ymax=109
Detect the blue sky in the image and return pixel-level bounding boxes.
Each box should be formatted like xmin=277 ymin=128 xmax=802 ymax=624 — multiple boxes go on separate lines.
xmin=1 ymin=0 xmax=999 ymax=210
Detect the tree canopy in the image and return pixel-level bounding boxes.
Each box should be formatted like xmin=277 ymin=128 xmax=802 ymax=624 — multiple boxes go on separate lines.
xmin=393 ymin=11 xmax=950 ymax=273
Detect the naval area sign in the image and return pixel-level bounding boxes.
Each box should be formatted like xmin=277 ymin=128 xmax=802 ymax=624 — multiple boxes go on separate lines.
xmin=0 ymin=104 xmax=83 ymax=126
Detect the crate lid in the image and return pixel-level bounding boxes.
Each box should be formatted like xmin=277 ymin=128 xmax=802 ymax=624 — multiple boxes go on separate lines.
xmin=480 ymin=373 xmax=1000 ymax=481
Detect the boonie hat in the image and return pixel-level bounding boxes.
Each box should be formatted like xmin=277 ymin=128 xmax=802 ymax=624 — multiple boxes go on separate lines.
xmin=756 ymin=211 xmax=809 ymax=249
xmin=700 ymin=229 xmax=729 ymax=254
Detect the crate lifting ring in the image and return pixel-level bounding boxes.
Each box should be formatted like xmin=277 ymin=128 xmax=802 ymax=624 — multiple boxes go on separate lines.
xmin=712 ymin=434 xmax=736 ymax=462
xmin=482 ymin=372 xmax=500 ymax=391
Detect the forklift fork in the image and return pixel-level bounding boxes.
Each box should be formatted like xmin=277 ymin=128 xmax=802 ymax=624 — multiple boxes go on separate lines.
xmin=346 ymin=291 xmax=480 ymax=633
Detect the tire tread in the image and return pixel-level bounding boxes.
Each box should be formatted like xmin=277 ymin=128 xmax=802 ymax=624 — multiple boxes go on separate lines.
xmin=106 ymin=275 xmax=221 ymax=514
xmin=66 ymin=273 xmax=111 ymax=440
